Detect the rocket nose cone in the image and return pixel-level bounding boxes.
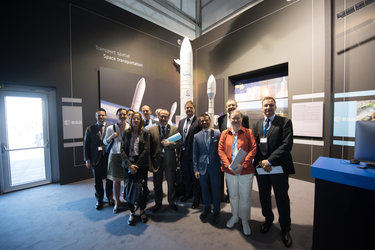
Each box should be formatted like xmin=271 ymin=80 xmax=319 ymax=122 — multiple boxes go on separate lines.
xmin=137 ymin=77 xmax=146 ymax=89
xmin=207 ymin=75 xmax=216 ymax=99
xmin=207 ymin=74 xmax=216 ymax=93
xmin=181 ymin=36 xmax=192 ymax=50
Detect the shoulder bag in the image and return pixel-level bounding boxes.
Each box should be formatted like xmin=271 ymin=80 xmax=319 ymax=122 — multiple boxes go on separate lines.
xmin=105 ymin=125 xmax=116 ymax=154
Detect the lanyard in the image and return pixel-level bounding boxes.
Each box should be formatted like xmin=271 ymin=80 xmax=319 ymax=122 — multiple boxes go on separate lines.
xmin=232 ymin=134 xmax=238 ymax=158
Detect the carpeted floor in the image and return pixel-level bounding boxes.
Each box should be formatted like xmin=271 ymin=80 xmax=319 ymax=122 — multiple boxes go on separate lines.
xmin=0 ymin=176 xmax=314 ymax=250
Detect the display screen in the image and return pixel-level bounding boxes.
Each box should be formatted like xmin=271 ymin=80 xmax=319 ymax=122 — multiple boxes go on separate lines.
xmin=333 ymin=100 xmax=375 ymax=138
xmin=234 ymin=75 xmax=289 ymax=123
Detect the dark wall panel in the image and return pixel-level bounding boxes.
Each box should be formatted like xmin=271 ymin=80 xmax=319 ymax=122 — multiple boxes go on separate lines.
xmin=331 ymin=0 xmax=375 ymax=161
xmin=0 ymin=0 xmax=181 ymax=184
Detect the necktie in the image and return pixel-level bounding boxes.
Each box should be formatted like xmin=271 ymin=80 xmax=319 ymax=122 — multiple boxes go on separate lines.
xmin=161 ymin=126 xmax=166 ymax=158
xmin=264 ymin=118 xmax=270 ymax=135
xmin=183 ymin=118 xmax=190 ymax=142
xmin=205 ymin=131 xmax=210 ymax=148
xmin=161 ymin=126 xmax=166 ymax=139
xmin=144 ymin=119 xmax=149 ymax=126
xmin=99 ymin=124 xmax=104 ymax=135
xmin=205 ymin=130 xmax=210 ymax=164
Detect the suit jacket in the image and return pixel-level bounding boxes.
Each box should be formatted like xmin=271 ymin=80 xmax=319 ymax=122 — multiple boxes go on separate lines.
xmin=193 ymin=129 xmax=221 ymax=176
xmin=121 ymin=129 xmax=150 ymax=180
xmin=143 ymin=118 xmax=157 ymax=128
xmin=84 ymin=123 xmax=108 ymax=167
xmin=253 ymin=115 xmax=295 ymax=174
xmin=218 ymin=113 xmax=249 ymax=132
xmin=178 ymin=115 xmax=202 ymax=161
xmin=149 ymin=124 xmax=182 ymax=172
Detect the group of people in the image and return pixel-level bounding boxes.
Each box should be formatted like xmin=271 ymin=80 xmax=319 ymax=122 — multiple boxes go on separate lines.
xmin=84 ymin=97 xmax=294 ymax=248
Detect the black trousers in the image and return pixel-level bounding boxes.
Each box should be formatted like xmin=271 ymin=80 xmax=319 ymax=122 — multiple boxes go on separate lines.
xmin=256 ymin=173 xmax=291 ymax=232
xmin=92 ymin=162 xmax=113 ymax=202
xmin=180 ymin=157 xmax=200 ymax=202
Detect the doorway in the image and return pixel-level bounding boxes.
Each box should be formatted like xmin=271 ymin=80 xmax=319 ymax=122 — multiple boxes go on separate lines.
xmin=0 ymin=87 xmax=53 ymax=192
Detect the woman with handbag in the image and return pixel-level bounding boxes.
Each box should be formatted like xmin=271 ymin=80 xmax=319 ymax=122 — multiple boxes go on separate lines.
xmin=121 ymin=112 xmax=150 ymax=225
xmin=104 ymin=108 xmax=129 ymax=213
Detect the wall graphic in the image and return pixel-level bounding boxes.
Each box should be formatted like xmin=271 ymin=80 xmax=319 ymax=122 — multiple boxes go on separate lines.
xmin=99 ymin=67 xmax=179 ymax=125
xmin=234 ymin=76 xmax=289 ymax=123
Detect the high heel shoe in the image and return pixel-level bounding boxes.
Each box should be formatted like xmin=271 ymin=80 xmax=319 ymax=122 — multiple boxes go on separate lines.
xmin=113 ymin=204 xmax=119 ymax=214
xmin=128 ymin=213 xmax=135 ymax=226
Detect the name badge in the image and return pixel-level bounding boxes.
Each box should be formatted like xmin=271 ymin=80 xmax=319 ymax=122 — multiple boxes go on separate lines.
xmin=260 ymin=138 xmax=267 ymax=143
xmin=98 ymin=146 xmax=103 ymax=151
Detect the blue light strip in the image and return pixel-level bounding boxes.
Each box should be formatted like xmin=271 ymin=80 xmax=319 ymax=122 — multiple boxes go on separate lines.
xmin=333 ymin=140 xmax=355 ymax=146
xmin=334 ymin=90 xmax=375 ymax=98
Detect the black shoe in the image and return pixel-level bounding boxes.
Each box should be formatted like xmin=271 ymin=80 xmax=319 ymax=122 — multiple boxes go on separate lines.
xmin=281 ymin=231 xmax=293 ymax=248
xmin=128 ymin=213 xmax=135 ymax=226
xmin=260 ymin=221 xmax=273 ymax=233
xmin=95 ymin=201 xmax=103 ymax=210
xmin=192 ymin=201 xmax=199 ymax=209
xmin=212 ymin=212 xmax=220 ymax=224
xmin=200 ymin=210 xmax=211 ymax=220
xmin=224 ymin=195 xmax=230 ymax=203
xmin=140 ymin=211 xmax=148 ymax=223
xmin=180 ymin=195 xmax=192 ymax=202
xmin=108 ymin=198 xmax=115 ymax=206
xmin=152 ymin=204 xmax=162 ymax=213
xmin=169 ymin=203 xmax=178 ymax=211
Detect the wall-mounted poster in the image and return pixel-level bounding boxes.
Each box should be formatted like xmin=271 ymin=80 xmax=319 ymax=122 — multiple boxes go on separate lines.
xmin=99 ymin=67 xmax=179 ymax=125
xmin=292 ymin=102 xmax=324 ymax=137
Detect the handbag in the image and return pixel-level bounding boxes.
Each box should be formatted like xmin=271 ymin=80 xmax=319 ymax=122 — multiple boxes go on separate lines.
xmin=123 ymin=176 xmax=142 ymax=205
xmin=105 ymin=125 xmax=116 ymax=154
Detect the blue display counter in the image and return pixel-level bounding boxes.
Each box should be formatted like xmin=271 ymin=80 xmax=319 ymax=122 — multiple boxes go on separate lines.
xmin=311 ymin=157 xmax=375 ymax=250
xmin=311 ymin=157 xmax=375 ymax=191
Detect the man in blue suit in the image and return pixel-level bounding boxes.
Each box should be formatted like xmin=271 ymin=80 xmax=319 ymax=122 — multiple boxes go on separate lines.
xmin=193 ymin=113 xmax=221 ymax=224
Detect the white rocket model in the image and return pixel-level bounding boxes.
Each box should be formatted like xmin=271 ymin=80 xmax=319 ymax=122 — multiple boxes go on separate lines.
xmin=174 ymin=36 xmax=193 ymax=119
xmin=207 ymin=74 xmax=216 ymax=128
xmin=168 ymin=101 xmax=177 ymax=125
xmin=130 ymin=77 xmax=146 ymax=112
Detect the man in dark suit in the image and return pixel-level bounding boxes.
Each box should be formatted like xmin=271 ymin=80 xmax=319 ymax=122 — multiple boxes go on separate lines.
xmin=217 ymin=98 xmax=249 ymax=132
xmin=217 ymin=98 xmax=249 ymax=202
xmin=83 ymin=108 xmax=114 ymax=210
xmin=178 ymin=101 xmax=202 ymax=208
xmin=149 ymin=109 xmax=182 ymax=212
xmin=253 ymin=96 xmax=295 ymax=248
xmin=142 ymin=105 xmax=156 ymax=127
xmin=193 ymin=113 xmax=221 ymax=224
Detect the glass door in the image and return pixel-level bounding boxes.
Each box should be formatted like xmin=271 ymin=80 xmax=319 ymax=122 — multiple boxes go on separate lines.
xmin=0 ymin=91 xmax=51 ymax=192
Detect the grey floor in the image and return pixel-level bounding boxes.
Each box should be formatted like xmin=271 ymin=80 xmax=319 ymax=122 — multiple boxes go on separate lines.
xmin=0 ymin=176 xmax=314 ymax=250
